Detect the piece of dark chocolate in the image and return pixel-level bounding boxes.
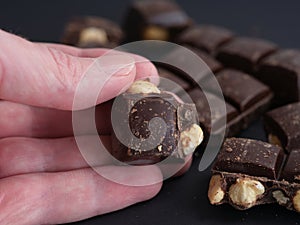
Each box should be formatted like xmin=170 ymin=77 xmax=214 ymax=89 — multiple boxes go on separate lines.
xmin=188 ymin=89 xmax=238 ymax=138
xmin=123 ymin=0 xmax=192 ymax=41
xmin=157 ymin=67 xmax=191 ymax=93
xmin=208 ymin=137 xmax=300 ymax=213
xmin=110 ymin=80 xmax=203 ymax=165
xmin=61 ymin=16 xmax=123 ymax=48
xmin=216 ymin=37 xmax=277 ymax=74
xmin=264 ymin=102 xmax=300 ymax=152
xmin=176 ymin=25 xmax=234 ymax=53
xmin=257 ymin=49 xmax=300 ymax=106
xmin=208 ymin=138 xmax=285 ymax=210
xmin=280 ymin=149 xmax=300 ymax=183
xmin=215 ymin=69 xmax=272 ymax=112
xmin=213 ymin=138 xmax=284 ymax=179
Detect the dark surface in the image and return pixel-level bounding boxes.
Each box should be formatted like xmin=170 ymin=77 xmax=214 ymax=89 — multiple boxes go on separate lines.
xmin=2 ymin=0 xmax=300 ymax=224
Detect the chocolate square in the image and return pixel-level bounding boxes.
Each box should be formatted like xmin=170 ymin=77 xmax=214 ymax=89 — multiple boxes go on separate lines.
xmin=216 ymin=37 xmax=277 ymax=73
xmin=177 ymin=25 xmax=234 ymax=53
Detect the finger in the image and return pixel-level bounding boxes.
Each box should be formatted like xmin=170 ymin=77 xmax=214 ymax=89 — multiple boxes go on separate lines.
xmin=0 ymin=166 xmax=162 ymax=224
xmin=0 ymin=100 xmax=112 ymax=138
xmin=0 ymin=135 xmax=114 ymax=178
xmin=42 ymin=43 xmax=159 ymax=83
xmin=0 ymin=30 xmax=158 ymax=110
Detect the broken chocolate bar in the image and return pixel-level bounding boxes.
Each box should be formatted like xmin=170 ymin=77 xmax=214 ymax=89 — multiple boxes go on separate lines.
xmin=257 ymin=49 xmax=300 ymax=106
xmin=216 ymin=37 xmax=277 ymax=74
xmin=264 ymin=102 xmax=300 ymax=152
xmin=177 ymin=25 xmax=234 ymax=53
xmin=110 ymin=80 xmax=203 ymax=165
xmin=123 ymin=0 xmax=192 ymax=41
xmin=208 ymin=137 xmax=300 ymax=213
xmin=61 ymin=16 xmax=123 ymax=48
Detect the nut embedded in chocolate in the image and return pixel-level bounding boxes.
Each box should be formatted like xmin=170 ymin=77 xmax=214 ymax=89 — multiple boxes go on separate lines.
xmin=228 ymin=178 xmax=265 ymax=209
xmin=111 ymin=80 xmax=203 ymax=165
xmin=208 ymin=175 xmax=225 ymax=205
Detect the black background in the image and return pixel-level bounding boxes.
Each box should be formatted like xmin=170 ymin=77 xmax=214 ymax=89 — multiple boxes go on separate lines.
xmin=1 ymin=1 xmax=300 ymax=224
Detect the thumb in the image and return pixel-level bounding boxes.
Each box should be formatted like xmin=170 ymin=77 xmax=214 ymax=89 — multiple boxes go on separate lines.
xmin=0 ymin=30 xmax=155 ymax=110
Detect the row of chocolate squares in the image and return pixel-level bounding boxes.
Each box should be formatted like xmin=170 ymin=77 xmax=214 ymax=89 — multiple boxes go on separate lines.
xmin=209 ymin=135 xmax=300 ymax=213
xmin=61 ymin=0 xmax=300 ymax=108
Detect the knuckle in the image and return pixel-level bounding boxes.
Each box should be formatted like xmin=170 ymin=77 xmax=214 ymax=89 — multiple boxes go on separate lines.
xmin=47 ymin=47 xmax=85 ymax=92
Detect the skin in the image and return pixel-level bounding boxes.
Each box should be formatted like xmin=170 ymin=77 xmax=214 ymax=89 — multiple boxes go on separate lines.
xmin=0 ymin=29 xmax=192 ymax=225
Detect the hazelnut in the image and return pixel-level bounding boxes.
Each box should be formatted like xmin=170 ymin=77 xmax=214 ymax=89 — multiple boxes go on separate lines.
xmin=127 ymin=80 xmax=160 ymax=94
xmin=229 ymin=178 xmax=265 ymax=209
xmin=143 ymin=25 xmax=169 ymax=41
xmin=293 ymin=190 xmax=300 ymax=212
xmin=272 ymin=190 xmax=289 ymax=205
xmin=79 ymin=27 xmax=108 ymax=46
xmin=268 ymin=134 xmax=282 ymax=148
xmin=208 ymin=175 xmax=225 ymax=204
xmin=179 ymin=124 xmax=203 ymax=156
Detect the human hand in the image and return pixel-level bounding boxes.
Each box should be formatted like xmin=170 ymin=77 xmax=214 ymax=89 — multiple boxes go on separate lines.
xmin=0 ymin=29 xmax=192 ymax=224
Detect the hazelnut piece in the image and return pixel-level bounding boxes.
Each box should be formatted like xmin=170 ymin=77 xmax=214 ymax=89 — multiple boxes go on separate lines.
xmin=143 ymin=25 xmax=169 ymax=41
xmin=268 ymin=134 xmax=282 ymax=148
xmin=79 ymin=27 xmax=108 ymax=46
xmin=179 ymin=124 xmax=203 ymax=156
xmin=208 ymin=175 xmax=225 ymax=204
xmin=293 ymin=190 xmax=300 ymax=212
xmin=272 ymin=190 xmax=289 ymax=205
xmin=229 ymin=178 xmax=265 ymax=209
xmin=127 ymin=80 xmax=160 ymax=94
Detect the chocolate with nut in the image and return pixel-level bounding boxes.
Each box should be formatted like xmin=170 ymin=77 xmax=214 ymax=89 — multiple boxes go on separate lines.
xmin=208 ymin=137 xmax=300 ymax=213
xmin=123 ymin=0 xmax=192 ymax=41
xmin=110 ymin=80 xmax=203 ymax=165
xmin=264 ymin=102 xmax=300 ymax=152
xmin=61 ymin=16 xmax=123 ymax=48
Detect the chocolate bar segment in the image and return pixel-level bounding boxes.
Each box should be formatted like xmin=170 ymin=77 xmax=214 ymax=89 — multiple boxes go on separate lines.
xmin=213 ymin=138 xmax=284 ymax=179
xmin=123 ymin=0 xmax=192 ymax=41
xmin=188 ymin=89 xmax=238 ymax=137
xmin=216 ymin=37 xmax=277 ymax=73
xmin=61 ymin=16 xmax=123 ymax=48
xmin=264 ymin=102 xmax=300 ymax=152
xmin=257 ymin=49 xmax=300 ymax=106
xmin=111 ymin=81 xmax=202 ymax=165
xmin=214 ymin=69 xmax=272 ymax=112
xmin=177 ymin=25 xmax=234 ymax=53
xmin=281 ymin=149 xmax=300 ymax=183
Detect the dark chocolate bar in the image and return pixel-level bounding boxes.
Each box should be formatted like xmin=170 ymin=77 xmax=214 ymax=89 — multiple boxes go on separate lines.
xmin=214 ymin=69 xmax=272 ymax=112
xmin=257 ymin=49 xmax=300 ymax=106
xmin=264 ymin=102 xmax=300 ymax=152
xmin=216 ymin=37 xmax=277 ymax=74
xmin=208 ymin=137 xmax=300 ymax=213
xmin=123 ymin=0 xmax=192 ymax=41
xmin=61 ymin=16 xmax=123 ymax=48
xmin=110 ymin=80 xmax=203 ymax=165
xmin=177 ymin=25 xmax=234 ymax=53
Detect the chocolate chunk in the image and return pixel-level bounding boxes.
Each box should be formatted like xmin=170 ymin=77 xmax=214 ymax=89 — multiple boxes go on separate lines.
xmin=123 ymin=0 xmax=192 ymax=41
xmin=188 ymin=89 xmax=238 ymax=137
xmin=257 ymin=49 xmax=300 ymax=106
xmin=61 ymin=16 xmax=123 ymax=48
xmin=213 ymin=138 xmax=284 ymax=179
xmin=281 ymin=149 xmax=300 ymax=183
xmin=111 ymin=81 xmax=202 ymax=165
xmin=264 ymin=102 xmax=300 ymax=152
xmin=216 ymin=37 xmax=277 ymax=73
xmin=214 ymin=69 xmax=272 ymax=112
xmin=157 ymin=67 xmax=191 ymax=93
xmin=177 ymin=25 xmax=234 ymax=53
xmin=157 ymin=45 xmax=222 ymax=88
